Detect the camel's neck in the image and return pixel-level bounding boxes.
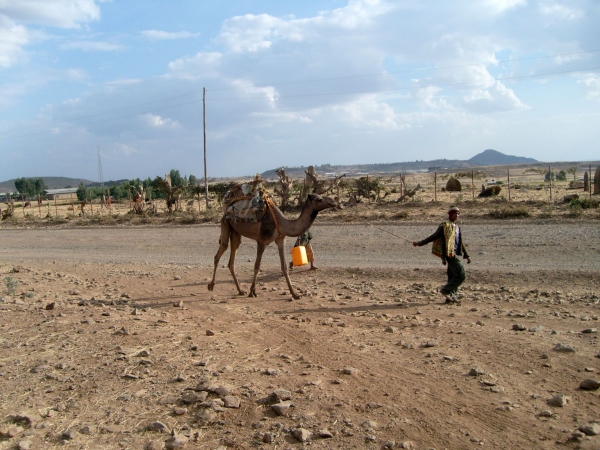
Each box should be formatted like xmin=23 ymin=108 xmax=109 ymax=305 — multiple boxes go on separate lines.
xmin=271 ymin=203 xmax=317 ymax=237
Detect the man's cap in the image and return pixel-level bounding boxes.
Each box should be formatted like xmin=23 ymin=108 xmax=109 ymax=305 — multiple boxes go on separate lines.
xmin=448 ymin=206 xmax=460 ymax=214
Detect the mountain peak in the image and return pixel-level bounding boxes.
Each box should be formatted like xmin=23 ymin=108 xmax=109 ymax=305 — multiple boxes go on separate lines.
xmin=469 ymin=149 xmax=537 ymax=165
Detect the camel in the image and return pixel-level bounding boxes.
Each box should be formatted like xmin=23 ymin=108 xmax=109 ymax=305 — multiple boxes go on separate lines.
xmin=208 ymin=193 xmax=338 ymax=299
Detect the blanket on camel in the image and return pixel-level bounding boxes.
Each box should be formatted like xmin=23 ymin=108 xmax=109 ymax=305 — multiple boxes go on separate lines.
xmin=222 ymin=179 xmax=269 ymax=222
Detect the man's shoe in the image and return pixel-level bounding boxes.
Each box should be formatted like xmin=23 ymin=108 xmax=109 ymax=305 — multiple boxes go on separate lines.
xmin=441 ymin=290 xmax=453 ymax=303
xmin=449 ymin=293 xmax=461 ymax=305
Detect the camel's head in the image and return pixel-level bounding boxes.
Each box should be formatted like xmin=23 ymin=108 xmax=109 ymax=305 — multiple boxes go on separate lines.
xmin=306 ymin=193 xmax=342 ymax=212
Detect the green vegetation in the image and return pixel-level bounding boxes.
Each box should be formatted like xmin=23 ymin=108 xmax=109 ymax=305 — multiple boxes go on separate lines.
xmin=14 ymin=177 xmax=47 ymax=198
xmin=4 ymin=276 xmax=18 ymax=296
xmin=569 ymin=197 xmax=599 ymax=209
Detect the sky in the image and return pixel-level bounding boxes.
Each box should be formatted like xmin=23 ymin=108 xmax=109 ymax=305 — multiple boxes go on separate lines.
xmin=0 ymin=0 xmax=599 ymax=182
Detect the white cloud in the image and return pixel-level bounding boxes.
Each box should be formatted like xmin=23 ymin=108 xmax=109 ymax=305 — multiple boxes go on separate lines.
xmin=483 ymin=0 xmax=527 ymax=14
xmin=166 ymin=52 xmax=222 ymax=80
xmin=0 ymin=0 xmax=101 ymax=28
xmin=141 ymin=113 xmax=180 ymax=129
xmin=60 ymin=40 xmax=123 ymax=51
xmin=539 ymin=2 xmax=584 ymax=20
xmin=140 ymin=30 xmax=200 ymax=41
xmin=115 ymin=143 xmax=139 ymax=157
xmin=333 ymin=96 xmax=399 ymax=129
xmin=463 ymin=81 xmax=529 ymax=112
xmin=0 ymin=15 xmax=29 ymax=67
xmin=579 ymin=74 xmax=600 ymax=101
xmin=217 ymin=0 xmax=393 ymax=53
xmin=104 ymin=78 xmax=141 ymax=87
xmin=415 ymin=86 xmax=451 ymax=110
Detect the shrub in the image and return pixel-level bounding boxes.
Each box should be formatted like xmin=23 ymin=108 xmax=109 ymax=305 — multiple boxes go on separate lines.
xmin=567 ymin=203 xmax=583 ymax=218
xmin=570 ymin=197 xmax=600 ymax=209
xmin=489 ymin=205 xmax=530 ymax=218
xmin=4 ymin=276 xmax=18 ymax=296
xmin=392 ymin=210 xmax=409 ymax=219
xmin=539 ymin=205 xmax=554 ymax=219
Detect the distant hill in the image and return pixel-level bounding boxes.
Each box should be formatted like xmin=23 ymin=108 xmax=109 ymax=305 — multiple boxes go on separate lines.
xmin=260 ymin=150 xmax=539 ymax=179
xmin=260 ymin=159 xmax=465 ymax=179
xmin=469 ymin=149 xmax=537 ymax=166
xmin=0 ymin=177 xmax=94 ymax=193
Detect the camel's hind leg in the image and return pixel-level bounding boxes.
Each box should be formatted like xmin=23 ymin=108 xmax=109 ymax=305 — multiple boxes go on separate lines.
xmin=227 ymin=230 xmax=246 ymax=295
xmin=277 ymin=237 xmax=301 ymax=299
xmin=208 ymin=219 xmax=235 ymax=292
xmin=248 ymin=242 xmax=266 ymax=297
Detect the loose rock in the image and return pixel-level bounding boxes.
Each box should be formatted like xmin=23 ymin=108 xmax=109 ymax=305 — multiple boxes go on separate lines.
xmin=547 ymin=393 xmax=568 ymax=407
xmin=579 ymin=379 xmax=600 ymax=390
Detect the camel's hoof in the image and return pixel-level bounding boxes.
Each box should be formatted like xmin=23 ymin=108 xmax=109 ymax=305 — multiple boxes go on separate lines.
xmin=207 ymin=282 xmax=215 ymax=291
xmin=292 ymin=293 xmax=302 ymax=300
xmin=237 ymin=291 xmax=247 ymax=296
xmin=248 ymin=292 xmax=257 ymax=298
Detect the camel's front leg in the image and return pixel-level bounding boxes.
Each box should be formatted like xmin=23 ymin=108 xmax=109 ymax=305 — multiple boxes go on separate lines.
xmin=228 ymin=231 xmax=246 ymax=295
xmin=208 ymin=238 xmax=227 ymax=292
xmin=277 ymin=239 xmax=301 ymax=300
xmin=248 ymin=243 xmax=266 ymax=297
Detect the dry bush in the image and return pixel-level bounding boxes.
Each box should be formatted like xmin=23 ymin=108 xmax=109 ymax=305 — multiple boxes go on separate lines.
xmin=202 ymin=207 xmax=222 ymax=223
xmin=489 ymin=205 xmax=530 ymax=218
xmin=391 ymin=210 xmax=410 ymax=219
xmin=538 ymin=205 xmax=555 ymax=219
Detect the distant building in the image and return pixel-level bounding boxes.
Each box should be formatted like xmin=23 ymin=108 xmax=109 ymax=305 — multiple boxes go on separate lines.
xmin=0 ymin=192 xmax=16 ymax=202
xmin=45 ymin=188 xmax=78 ymax=200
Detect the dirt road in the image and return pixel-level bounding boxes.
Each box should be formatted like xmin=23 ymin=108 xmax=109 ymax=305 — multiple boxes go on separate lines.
xmin=1 ymin=221 xmax=599 ymax=450
xmin=2 ymin=220 xmax=599 ymax=270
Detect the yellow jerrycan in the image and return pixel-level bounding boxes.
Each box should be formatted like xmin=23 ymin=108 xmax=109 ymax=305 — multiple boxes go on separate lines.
xmin=291 ymin=245 xmax=308 ymax=267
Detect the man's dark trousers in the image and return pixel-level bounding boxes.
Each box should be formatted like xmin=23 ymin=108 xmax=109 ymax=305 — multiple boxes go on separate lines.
xmin=443 ymin=256 xmax=465 ymax=295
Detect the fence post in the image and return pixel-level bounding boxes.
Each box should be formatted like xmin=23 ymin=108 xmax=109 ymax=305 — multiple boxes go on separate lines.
xmin=434 ymin=172 xmax=437 ymax=202
xmin=548 ymin=165 xmax=552 ymax=202
xmin=507 ymin=168 xmax=511 ymax=202
xmin=590 ymin=165 xmax=593 ymax=199
xmin=54 ymin=196 xmax=57 ymax=216
xmin=471 ymin=170 xmax=475 ymax=201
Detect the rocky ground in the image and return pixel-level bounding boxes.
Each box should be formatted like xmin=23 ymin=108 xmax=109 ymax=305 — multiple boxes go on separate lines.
xmin=1 ymin=218 xmax=600 ymax=450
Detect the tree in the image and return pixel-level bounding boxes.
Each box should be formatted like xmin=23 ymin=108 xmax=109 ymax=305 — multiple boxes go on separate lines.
xmin=567 ymin=166 xmax=578 ymax=182
xmin=76 ymin=183 xmax=88 ymax=201
xmin=544 ymin=171 xmax=555 ymax=182
xmin=14 ymin=177 xmax=47 ymax=198
xmin=556 ymin=170 xmax=567 ymax=181
xmin=33 ymin=178 xmax=47 ymax=196
xmin=14 ymin=178 xmax=31 ymax=197
xmin=169 ymin=169 xmax=186 ymax=187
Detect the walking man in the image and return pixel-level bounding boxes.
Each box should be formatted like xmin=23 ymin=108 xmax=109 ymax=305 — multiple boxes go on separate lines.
xmin=412 ymin=206 xmax=471 ymax=304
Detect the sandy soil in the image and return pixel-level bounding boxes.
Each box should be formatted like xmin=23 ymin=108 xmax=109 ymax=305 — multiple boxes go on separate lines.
xmin=1 ymin=218 xmax=600 ymax=450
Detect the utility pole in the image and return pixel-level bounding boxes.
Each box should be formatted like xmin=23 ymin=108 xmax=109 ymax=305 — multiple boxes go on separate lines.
xmin=203 ymin=87 xmax=209 ymax=209
xmin=97 ymin=145 xmax=104 ymax=189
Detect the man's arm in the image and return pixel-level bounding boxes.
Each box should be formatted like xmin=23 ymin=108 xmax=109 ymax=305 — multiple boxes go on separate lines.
xmin=413 ymin=225 xmax=444 ymax=247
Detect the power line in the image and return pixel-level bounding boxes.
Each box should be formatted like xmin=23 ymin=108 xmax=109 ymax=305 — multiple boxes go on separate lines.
xmin=2 ymin=63 xmax=600 ymax=140
xmin=3 ymin=49 xmax=600 ymax=137
xmin=207 ymin=49 xmax=600 ymax=92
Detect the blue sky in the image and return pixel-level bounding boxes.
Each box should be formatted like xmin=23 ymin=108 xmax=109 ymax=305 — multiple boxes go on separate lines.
xmin=1 ymin=0 xmax=599 ymax=181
